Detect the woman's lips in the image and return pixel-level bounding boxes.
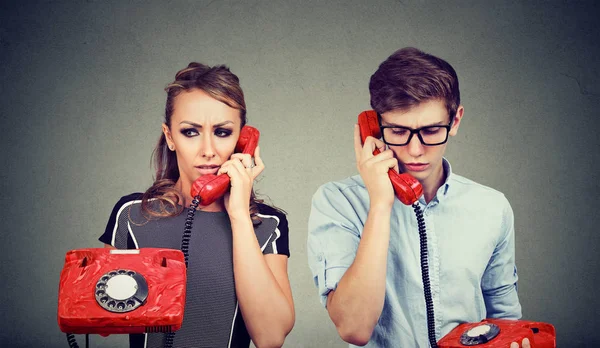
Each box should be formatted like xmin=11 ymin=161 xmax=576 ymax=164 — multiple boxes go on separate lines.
xmin=404 ymin=163 xmax=429 ymax=172
xmin=196 ymin=165 xmax=220 ymax=175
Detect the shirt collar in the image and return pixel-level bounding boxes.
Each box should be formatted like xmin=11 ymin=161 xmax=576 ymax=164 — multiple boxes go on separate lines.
xmin=430 ymin=158 xmax=452 ymax=204
xmin=416 ymin=157 xmax=453 ymax=205
xmin=438 ymin=157 xmax=452 ymax=199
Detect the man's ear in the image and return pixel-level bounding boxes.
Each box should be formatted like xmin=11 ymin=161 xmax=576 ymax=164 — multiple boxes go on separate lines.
xmin=449 ymin=106 xmax=464 ymax=136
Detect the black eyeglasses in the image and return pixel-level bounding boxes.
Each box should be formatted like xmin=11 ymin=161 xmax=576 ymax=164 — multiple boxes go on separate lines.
xmin=378 ymin=115 xmax=453 ymax=146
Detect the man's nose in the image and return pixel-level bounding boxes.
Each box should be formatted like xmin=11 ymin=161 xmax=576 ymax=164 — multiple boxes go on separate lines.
xmin=406 ymin=133 xmax=425 ymax=157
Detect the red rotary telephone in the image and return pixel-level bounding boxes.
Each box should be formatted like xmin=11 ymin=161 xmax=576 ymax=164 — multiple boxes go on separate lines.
xmin=191 ymin=125 xmax=260 ymax=205
xmin=56 ymin=127 xmax=260 ymax=346
xmin=438 ymin=319 xmax=556 ymax=347
xmin=57 ymin=248 xmax=187 ymax=335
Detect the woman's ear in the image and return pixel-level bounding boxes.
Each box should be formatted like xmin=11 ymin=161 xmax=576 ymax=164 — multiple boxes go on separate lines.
xmin=449 ymin=106 xmax=464 ymax=136
xmin=162 ymin=123 xmax=175 ymax=151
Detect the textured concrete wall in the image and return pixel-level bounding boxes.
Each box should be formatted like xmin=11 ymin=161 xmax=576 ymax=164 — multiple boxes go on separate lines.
xmin=1 ymin=1 xmax=598 ymax=347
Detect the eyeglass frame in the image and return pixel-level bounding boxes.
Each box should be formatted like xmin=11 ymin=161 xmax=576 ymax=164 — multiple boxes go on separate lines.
xmin=377 ymin=113 xmax=455 ymax=146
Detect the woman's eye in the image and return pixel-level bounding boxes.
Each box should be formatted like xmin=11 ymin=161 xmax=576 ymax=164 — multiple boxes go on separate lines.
xmin=180 ymin=128 xmax=199 ymax=137
xmin=215 ymin=128 xmax=233 ymax=137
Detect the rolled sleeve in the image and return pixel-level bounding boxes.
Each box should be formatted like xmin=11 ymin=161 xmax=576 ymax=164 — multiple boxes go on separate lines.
xmin=307 ymin=183 xmax=363 ymax=308
xmin=481 ymin=198 xmax=522 ymax=319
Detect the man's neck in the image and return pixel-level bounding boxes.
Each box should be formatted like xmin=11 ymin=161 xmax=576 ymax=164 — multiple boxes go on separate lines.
xmin=421 ymin=162 xmax=446 ymax=204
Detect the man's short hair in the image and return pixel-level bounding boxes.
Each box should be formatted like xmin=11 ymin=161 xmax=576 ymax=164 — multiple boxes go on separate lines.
xmin=369 ymin=47 xmax=460 ymax=120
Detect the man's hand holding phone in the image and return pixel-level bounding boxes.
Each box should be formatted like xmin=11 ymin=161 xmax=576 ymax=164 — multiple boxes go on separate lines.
xmin=511 ymin=338 xmax=531 ymax=348
xmin=353 ymin=124 xmax=399 ymax=210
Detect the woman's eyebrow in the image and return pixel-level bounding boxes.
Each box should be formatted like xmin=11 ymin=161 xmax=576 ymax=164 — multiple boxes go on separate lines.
xmin=179 ymin=120 xmax=234 ymax=128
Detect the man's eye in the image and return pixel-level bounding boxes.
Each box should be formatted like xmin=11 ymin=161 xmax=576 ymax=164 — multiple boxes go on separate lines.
xmin=215 ymin=128 xmax=233 ymax=137
xmin=422 ymin=127 xmax=442 ymax=135
xmin=392 ymin=128 xmax=409 ymax=135
xmin=180 ymin=128 xmax=199 ymax=137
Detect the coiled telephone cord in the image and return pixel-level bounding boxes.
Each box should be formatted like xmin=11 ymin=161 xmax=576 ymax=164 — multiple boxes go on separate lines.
xmin=65 ymin=333 xmax=88 ymax=348
xmin=413 ymin=203 xmax=438 ymax=348
xmin=164 ymin=196 xmax=200 ymax=348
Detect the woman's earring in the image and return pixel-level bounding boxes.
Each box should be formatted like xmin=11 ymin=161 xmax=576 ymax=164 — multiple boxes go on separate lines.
xmin=169 ymin=145 xmax=174 ymax=151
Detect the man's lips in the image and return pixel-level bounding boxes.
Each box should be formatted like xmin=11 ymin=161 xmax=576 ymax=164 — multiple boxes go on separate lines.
xmin=404 ymin=163 xmax=429 ymax=172
xmin=196 ymin=165 xmax=220 ymax=175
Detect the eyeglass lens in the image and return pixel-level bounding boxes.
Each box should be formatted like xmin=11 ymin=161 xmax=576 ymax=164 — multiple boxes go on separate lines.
xmin=382 ymin=126 xmax=448 ymax=145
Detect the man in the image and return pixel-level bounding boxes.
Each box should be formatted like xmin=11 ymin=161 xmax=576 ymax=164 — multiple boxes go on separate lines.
xmin=307 ymin=47 xmax=526 ymax=347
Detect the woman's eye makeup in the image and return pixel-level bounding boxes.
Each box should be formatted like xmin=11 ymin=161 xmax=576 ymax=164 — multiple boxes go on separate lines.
xmin=178 ymin=126 xmax=234 ymax=138
xmin=214 ymin=127 xmax=233 ymax=137
xmin=180 ymin=128 xmax=199 ymax=137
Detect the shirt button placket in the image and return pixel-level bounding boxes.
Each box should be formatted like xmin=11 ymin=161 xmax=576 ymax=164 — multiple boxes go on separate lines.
xmin=426 ymin=207 xmax=442 ymax=341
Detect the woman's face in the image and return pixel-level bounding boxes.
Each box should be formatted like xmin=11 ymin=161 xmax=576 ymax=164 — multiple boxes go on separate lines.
xmin=163 ymin=89 xmax=241 ymax=194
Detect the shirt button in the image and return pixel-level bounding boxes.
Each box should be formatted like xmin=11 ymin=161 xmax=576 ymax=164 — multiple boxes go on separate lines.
xmin=317 ymin=254 xmax=323 ymax=261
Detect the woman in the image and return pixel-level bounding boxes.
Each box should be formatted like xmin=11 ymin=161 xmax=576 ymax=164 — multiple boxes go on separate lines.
xmin=99 ymin=63 xmax=294 ymax=348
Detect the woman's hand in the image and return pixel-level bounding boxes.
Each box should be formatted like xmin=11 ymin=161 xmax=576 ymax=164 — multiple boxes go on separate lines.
xmin=217 ymin=145 xmax=264 ymax=218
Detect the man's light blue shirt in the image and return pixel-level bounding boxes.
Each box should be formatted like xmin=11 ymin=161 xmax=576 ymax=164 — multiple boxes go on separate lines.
xmin=307 ymin=159 xmax=522 ymax=347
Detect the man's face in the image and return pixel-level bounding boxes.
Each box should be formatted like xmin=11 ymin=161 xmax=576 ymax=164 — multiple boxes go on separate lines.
xmin=380 ymin=99 xmax=463 ymax=191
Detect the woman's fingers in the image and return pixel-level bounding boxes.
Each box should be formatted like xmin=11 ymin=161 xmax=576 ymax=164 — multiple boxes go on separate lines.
xmin=230 ymin=152 xmax=253 ymax=169
xmin=250 ymin=146 xmax=265 ymax=179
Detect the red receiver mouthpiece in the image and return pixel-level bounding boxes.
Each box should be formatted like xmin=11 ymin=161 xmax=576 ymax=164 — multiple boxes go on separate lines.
xmin=190 ymin=126 xmax=260 ymax=206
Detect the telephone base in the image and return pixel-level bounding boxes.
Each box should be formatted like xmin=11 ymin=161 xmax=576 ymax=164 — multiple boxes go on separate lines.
xmin=57 ymin=248 xmax=187 ymax=335
xmin=438 ymin=319 xmax=556 ymax=348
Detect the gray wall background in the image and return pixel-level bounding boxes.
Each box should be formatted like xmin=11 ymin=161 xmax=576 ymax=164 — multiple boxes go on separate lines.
xmin=1 ymin=0 xmax=599 ymax=347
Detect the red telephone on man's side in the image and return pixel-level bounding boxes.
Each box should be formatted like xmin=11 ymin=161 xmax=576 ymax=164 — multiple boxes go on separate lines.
xmin=57 ymin=248 xmax=187 ymax=335
xmin=357 ymin=110 xmax=422 ymax=205
xmin=190 ymin=125 xmax=260 ymax=205
xmin=438 ymin=319 xmax=556 ymax=348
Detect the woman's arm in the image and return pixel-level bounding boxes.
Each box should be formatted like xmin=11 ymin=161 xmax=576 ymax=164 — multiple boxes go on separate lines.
xmin=218 ymin=147 xmax=295 ymax=347
xmin=230 ymin=215 xmax=294 ymax=348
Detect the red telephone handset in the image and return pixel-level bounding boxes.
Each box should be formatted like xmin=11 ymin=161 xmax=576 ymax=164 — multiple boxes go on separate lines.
xmin=190 ymin=125 xmax=260 ymax=206
xmin=358 ymin=110 xmax=423 ymax=205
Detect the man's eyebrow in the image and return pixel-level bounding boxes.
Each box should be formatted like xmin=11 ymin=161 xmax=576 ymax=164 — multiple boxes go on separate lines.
xmin=382 ymin=120 xmax=446 ymax=127
xmin=179 ymin=120 xmax=234 ymax=127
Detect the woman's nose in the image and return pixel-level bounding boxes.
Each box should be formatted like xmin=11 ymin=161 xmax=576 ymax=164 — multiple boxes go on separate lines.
xmin=201 ymin=135 xmax=216 ymax=158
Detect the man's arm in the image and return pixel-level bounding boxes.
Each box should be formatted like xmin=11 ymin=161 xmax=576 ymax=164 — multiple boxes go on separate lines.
xmin=482 ymin=197 xmax=522 ymax=319
xmin=325 ymin=204 xmax=392 ymax=345
xmin=307 ymin=125 xmax=398 ymax=346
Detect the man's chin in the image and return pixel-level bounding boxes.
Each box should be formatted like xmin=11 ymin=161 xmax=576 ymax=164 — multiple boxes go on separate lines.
xmin=400 ymin=167 xmax=429 ymax=179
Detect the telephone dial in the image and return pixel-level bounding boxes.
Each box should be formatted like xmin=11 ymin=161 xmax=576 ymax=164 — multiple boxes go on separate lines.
xmin=357 ymin=110 xmax=556 ymax=347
